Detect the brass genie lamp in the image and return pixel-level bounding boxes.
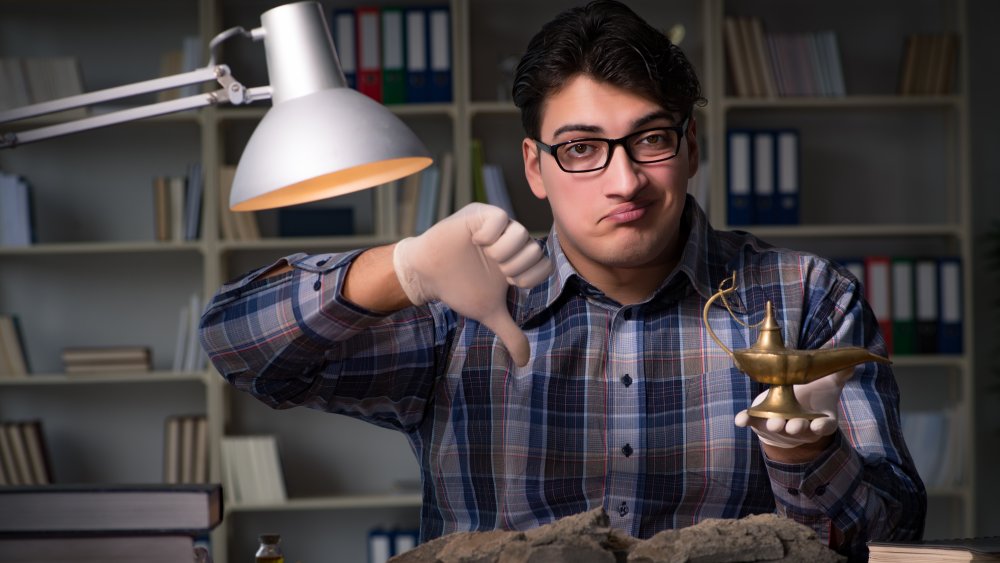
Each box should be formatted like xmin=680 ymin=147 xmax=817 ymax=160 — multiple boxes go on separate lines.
xmin=703 ymin=274 xmax=890 ymax=420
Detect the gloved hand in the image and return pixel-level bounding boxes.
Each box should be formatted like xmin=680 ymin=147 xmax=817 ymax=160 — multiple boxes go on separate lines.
xmin=734 ymin=368 xmax=852 ymax=448
xmin=393 ymin=203 xmax=553 ymax=366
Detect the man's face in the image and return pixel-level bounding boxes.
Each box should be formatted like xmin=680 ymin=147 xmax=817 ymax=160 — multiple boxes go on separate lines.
xmin=522 ymin=74 xmax=699 ymax=279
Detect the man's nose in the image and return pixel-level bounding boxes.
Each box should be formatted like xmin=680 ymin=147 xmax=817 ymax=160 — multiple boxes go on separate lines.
xmin=602 ymin=144 xmax=643 ymax=197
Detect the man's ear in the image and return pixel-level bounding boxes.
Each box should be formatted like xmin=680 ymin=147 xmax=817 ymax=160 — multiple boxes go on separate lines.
xmin=685 ymin=116 xmax=700 ymax=179
xmin=522 ymin=138 xmax=548 ymax=200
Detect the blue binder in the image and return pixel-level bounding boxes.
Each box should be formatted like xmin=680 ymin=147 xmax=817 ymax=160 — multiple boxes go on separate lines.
xmin=774 ymin=129 xmax=800 ymax=224
xmin=427 ymin=6 xmax=452 ymax=102
xmin=726 ymin=130 xmax=753 ymax=226
xmin=332 ymin=8 xmax=357 ymax=89
xmin=937 ymin=257 xmax=963 ymax=354
xmin=752 ymin=131 xmax=776 ymax=224
xmin=914 ymin=259 xmax=939 ymax=354
xmin=404 ymin=7 xmax=430 ymax=103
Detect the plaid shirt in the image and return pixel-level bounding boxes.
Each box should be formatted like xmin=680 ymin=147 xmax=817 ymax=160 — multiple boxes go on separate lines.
xmin=200 ymin=197 xmax=925 ymax=559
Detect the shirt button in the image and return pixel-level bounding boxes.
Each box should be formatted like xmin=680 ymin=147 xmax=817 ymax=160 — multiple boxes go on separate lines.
xmin=316 ymin=259 xmax=328 ymax=266
xmin=814 ymin=484 xmax=827 ymax=496
xmin=313 ymin=279 xmax=322 ymax=291
xmin=621 ymin=443 xmax=633 ymax=457
xmin=618 ymin=501 xmax=629 ymax=517
xmin=787 ymin=488 xmax=799 ymax=496
xmin=621 ymin=374 xmax=632 ymax=387
xmin=622 ymin=309 xmax=633 ymax=320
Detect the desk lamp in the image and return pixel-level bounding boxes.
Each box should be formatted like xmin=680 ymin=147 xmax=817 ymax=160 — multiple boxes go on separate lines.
xmin=0 ymin=1 xmax=433 ymax=211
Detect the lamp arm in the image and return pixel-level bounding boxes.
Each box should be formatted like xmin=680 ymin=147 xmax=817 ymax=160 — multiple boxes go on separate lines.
xmin=0 ymin=64 xmax=272 ymax=149
xmin=0 ymin=66 xmax=223 ymax=125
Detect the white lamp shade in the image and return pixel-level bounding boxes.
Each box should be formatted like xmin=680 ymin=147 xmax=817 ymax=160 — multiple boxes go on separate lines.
xmin=229 ymin=1 xmax=433 ymax=211
xmin=230 ymin=87 xmax=432 ymax=211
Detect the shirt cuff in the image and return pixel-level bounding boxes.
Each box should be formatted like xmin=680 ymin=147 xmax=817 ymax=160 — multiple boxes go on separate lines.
xmin=764 ymin=431 xmax=862 ymax=534
xmin=289 ymin=250 xmax=397 ymax=342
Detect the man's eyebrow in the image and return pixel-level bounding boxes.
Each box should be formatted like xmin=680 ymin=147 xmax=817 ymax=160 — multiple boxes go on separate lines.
xmin=549 ymin=111 xmax=679 ymax=140
xmin=633 ymin=111 xmax=677 ymax=129
xmin=551 ymin=123 xmax=603 ymax=139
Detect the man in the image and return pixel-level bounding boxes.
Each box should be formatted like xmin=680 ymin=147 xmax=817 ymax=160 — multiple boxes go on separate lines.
xmin=200 ymin=1 xmax=925 ymax=559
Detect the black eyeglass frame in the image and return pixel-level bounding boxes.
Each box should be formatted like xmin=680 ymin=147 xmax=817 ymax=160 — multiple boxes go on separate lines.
xmin=534 ymin=116 xmax=691 ymax=173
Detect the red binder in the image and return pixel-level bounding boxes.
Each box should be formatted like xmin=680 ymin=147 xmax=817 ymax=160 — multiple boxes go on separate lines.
xmin=355 ymin=7 xmax=382 ymax=101
xmin=864 ymin=255 xmax=893 ymax=354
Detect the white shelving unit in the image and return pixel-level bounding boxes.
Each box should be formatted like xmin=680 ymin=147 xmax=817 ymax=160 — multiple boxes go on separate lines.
xmin=0 ymin=0 xmax=975 ymax=560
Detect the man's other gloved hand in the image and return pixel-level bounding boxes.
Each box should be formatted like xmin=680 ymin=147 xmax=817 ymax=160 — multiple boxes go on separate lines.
xmin=734 ymin=368 xmax=853 ymax=449
xmin=393 ymin=203 xmax=553 ymax=366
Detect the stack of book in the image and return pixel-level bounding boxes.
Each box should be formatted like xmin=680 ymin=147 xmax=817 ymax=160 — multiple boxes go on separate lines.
xmin=869 ymin=536 xmax=1000 ymax=562
xmin=0 ymin=420 xmax=51 ymax=485
xmin=0 ymin=483 xmax=223 ymax=563
xmin=723 ymin=16 xmax=845 ymax=98
xmin=60 ymin=346 xmax=151 ymax=375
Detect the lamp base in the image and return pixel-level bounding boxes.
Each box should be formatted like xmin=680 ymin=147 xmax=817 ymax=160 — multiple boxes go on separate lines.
xmin=746 ymin=384 xmax=824 ymax=420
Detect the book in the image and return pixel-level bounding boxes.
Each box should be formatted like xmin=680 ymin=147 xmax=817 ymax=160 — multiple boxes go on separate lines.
xmin=436 ymin=151 xmax=455 ymax=221
xmin=482 ymin=163 xmax=516 ymax=220
xmin=184 ymin=161 xmax=203 ymax=241
xmin=0 ymin=534 xmax=202 ymax=563
xmin=0 ymin=314 xmax=29 ymax=376
xmin=868 ymin=536 xmax=1000 ymax=562
xmin=220 ymin=435 xmax=286 ymax=505
xmin=61 ymin=346 xmax=151 ymax=366
xmin=61 ymin=346 xmax=152 ymax=375
xmin=0 ymin=483 xmax=223 ymax=535
xmin=0 ymin=420 xmax=52 ymax=485
xmin=152 ymin=175 xmax=171 ymax=242
xmin=723 ymin=17 xmax=752 ymax=97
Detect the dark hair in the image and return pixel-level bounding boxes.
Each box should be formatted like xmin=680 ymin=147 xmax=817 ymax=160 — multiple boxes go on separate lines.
xmin=512 ymin=0 xmax=705 ymax=140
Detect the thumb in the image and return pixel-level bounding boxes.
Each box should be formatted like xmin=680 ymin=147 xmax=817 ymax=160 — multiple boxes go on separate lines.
xmin=479 ymin=308 xmax=531 ymax=367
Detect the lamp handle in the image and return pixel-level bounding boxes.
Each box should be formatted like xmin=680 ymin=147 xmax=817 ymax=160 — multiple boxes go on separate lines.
xmin=702 ymin=272 xmax=738 ymax=359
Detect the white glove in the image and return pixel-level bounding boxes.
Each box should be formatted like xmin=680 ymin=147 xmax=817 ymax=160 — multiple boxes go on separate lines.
xmin=393 ymin=203 xmax=553 ymax=366
xmin=734 ymin=368 xmax=852 ymax=448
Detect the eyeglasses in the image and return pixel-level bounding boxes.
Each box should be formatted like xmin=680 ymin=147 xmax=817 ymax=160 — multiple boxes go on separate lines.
xmin=534 ymin=117 xmax=690 ymax=173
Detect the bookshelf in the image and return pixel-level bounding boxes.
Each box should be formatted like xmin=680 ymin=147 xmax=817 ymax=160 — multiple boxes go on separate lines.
xmin=0 ymin=0 xmax=978 ymax=560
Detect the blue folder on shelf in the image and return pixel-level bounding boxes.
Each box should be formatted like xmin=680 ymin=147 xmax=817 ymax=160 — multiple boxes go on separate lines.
xmin=774 ymin=129 xmax=800 ymax=225
xmin=752 ymin=131 xmax=776 ymax=224
xmin=427 ymin=5 xmax=452 ymax=102
xmin=332 ymin=8 xmax=357 ymax=89
xmin=726 ymin=130 xmax=753 ymax=226
xmin=404 ymin=7 xmax=429 ymax=103
xmin=937 ymin=257 xmax=963 ymax=354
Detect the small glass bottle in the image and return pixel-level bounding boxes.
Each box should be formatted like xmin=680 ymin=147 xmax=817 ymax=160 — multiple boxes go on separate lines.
xmin=255 ymin=533 xmax=284 ymax=563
